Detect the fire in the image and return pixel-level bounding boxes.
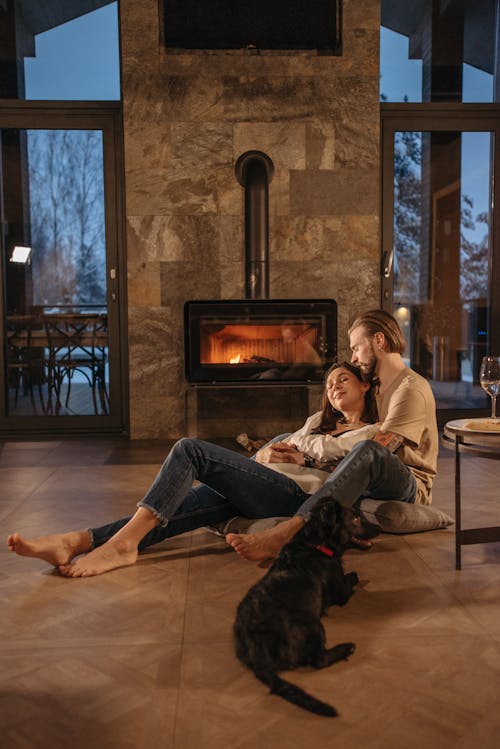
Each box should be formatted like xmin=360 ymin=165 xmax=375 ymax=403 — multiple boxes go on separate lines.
xmin=229 ymin=354 xmax=241 ymax=364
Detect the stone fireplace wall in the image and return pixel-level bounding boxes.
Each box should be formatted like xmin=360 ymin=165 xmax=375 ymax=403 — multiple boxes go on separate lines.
xmin=120 ymin=0 xmax=381 ymax=439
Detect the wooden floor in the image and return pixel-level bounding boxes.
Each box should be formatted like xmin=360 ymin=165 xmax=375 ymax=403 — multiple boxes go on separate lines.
xmin=1 ymin=438 xmax=500 ymax=749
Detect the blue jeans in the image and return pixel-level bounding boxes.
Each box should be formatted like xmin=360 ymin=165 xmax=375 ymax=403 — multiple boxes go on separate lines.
xmin=296 ymin=439 xmax=416 ymax=518
xmin=89 ymin=437 xmax=416 ymax=550
xmin=89 ymin=438 xmax=308 ymax=549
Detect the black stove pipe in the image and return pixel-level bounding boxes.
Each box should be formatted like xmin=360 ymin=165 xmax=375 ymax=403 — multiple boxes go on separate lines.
xmin=235 ymin=150 xmax=274 ymax=299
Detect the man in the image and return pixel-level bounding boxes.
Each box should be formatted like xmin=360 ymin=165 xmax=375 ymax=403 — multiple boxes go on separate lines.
xmin=226 ymin=309 xmax=439 ymax=560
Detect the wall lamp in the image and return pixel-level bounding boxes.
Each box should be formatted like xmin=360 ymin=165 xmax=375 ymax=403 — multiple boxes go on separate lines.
xmin=10 ymin=245 xmax=32 ymax=264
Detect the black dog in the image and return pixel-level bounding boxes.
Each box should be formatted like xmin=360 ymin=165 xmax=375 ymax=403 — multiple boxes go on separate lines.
xmin=234 ymin=500 xmax=378 ymax=717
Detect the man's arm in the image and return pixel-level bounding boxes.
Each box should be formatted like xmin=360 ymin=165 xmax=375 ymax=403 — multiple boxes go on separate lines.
xmin=289 ymin=422 xmax=380 ymax=461
xmin=372 ymin=430 xmax=404 ymax=453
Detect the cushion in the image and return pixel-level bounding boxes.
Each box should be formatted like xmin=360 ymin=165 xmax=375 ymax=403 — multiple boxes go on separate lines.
xmin=208 ymin=516 xmax=289 ymax=537
xmin=358 ymin=499 xmax=454 ymax=534
xmin=208 ymin=501 xmax=453 ymax=537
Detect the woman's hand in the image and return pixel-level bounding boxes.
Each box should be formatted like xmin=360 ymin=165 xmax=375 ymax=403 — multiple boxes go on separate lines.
xmin=255 ymin=441 xmax=305 ymax=465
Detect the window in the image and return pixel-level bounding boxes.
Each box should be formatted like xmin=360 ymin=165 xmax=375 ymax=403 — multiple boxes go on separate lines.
xmin=0 ymin=3 xmax=124 ymax=433
xmin=381 ymin=0 xmax=497 ymax=104
xmin=380 ymin=27 xmax=422 ymax=103
xmin=0 ymin=1 xmax=120 ymax=101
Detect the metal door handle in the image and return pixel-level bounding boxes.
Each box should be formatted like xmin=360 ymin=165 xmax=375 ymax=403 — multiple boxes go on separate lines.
xmin=383 ymin=249 xmax=394 ymax=278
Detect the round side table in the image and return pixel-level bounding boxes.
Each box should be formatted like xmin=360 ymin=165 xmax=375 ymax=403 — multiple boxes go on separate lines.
xmin=442 ymin=418 xmax=500 ymax=569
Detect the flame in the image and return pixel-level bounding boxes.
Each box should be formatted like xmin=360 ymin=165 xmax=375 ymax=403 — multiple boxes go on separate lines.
xmin=229 ymin=354 xmax=241 ymax=364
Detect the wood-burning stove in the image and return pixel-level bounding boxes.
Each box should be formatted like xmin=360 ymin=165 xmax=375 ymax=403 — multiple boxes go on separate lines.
xmin=184 ymin=299 xmax=337 ymax=384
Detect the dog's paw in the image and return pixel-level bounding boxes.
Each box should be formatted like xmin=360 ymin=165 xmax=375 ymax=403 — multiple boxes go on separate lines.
xmin=335 ymin=642 xmax=356 ymax=660
xmin=346 ymin=571 xmax=359 ymax=586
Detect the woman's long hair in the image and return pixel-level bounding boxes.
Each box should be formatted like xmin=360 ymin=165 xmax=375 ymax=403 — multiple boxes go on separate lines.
xmin=313 ymin=361 xmax=378 ymax=434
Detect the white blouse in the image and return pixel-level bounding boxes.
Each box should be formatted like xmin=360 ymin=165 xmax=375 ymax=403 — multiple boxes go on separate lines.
xmin=263 ymin=411 xmax=379 ymax=494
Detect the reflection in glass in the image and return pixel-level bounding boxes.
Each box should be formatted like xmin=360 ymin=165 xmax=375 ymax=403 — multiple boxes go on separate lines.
xmin=380 ymin=27 xmax=422 ymax=103
xmin=380 ymin=0 xmax=496 ymax=104
xmin=392 ymin=130 xmax=492 ymax=410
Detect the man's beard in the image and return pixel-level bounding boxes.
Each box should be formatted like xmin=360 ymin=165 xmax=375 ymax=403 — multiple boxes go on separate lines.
xmin=358 ymin=342 xmax=378 ymax=380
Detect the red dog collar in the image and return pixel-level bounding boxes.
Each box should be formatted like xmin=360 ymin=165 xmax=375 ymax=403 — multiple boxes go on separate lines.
xmin=311 ymin=544 xmax=335 ymax=557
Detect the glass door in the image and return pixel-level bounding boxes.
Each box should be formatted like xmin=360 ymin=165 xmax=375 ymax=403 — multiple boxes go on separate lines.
xmin=382 ymin=108 xmax=500 ymax=418
xmin=0 ymin=106 xmax=126 ymax=433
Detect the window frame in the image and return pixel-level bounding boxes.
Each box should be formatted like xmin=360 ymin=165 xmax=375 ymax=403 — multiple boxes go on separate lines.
xmin=0 ymin=100 xmax=128 ymax=435
xmin=381 ymin=102 xmax=500 ymax=424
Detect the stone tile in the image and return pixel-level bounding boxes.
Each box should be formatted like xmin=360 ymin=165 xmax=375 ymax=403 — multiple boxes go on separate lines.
xmin=170 ymin=122 xmax=233 ymax=169
xmin=216 ymin=167 xmax=243 ymax=215
xmin=162 ymin=45 xmax=376 ymax=80
xmin=219 ymin=263 xmax=245 ymax=299
xmin=120 ymin=0 xmax=159 ymax=64
xmin=127 ymin=260 xmax=162 ymax=307
xmin=127 ymin=306 xmax=183 ymax=398
xmin=270 ymin=215 xmax=379 ymax=261
xmin=123 ymin=68 xmax=225 ymax=123
xmin=223 ymin=74 xmax=379 ymax=125
xmin=159 ymin=260 xmax=221 ymax=304
xmin=129 ymin=349 xmax=184 ymax=400
xmin=223 ymin=75 xmax=320 ymax=121
xmin=126 ymin=165 xmax=220 ymax=216
xmin=270 ymin=258 xmax=379 ymax=305
xmin=127 ymin=215 xmax=220 ymax=264
xmin=269 ymin=169 xmax=291 ymax=216
xmin=124 ymin=122 xmax=172 ymax=176
xmin=218 ymin=215 xmax=244 ymax=264
xmin=129 ymin=395 xmax=186 ymax=439
xmin=344 ymin=0 xmax=382 ymax=29
xmin=335 ymin=117 xmax=380 ymax=168
xmin=306 ymin=119 xmax=336 ymax=169
xmin=341 ymin=28 xmax=380 ymax=76
xmin=233 ymin=122 xmax=306 ymax=170
xmin=127 ymin=216 xmax=176 ymax=263
xmin=289 ymin=168 xmax=380 ymax=215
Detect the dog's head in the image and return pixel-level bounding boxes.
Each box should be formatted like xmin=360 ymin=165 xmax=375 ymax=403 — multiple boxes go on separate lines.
xmin=299 ymin=499 xmax=380 ymax=554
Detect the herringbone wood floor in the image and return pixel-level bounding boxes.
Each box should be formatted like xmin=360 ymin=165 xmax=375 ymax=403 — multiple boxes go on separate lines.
xmin=1 ymin=438 xmax=500 ymax=749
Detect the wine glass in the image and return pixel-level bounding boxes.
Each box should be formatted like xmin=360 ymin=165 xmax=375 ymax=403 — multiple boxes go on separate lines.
xmin=479 ymin=356 xmax=500 ymax=420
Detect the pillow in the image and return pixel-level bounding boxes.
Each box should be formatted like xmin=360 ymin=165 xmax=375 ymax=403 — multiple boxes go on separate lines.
xmin=208 ymin=501 xmax=453 ymax=537
xmin=358 ymin=499 xmax=454 ymax=534
xmin=208 ymin=516 xmax=289 ymax=537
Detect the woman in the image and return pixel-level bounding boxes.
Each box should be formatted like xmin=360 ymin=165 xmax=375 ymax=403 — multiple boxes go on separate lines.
xmin=7 ymin=363 xmax=379 ymax=577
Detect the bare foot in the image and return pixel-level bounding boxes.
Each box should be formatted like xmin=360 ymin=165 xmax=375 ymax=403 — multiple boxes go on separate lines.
xmin=7 ymin=531 xmax=91 ymax=567
xmin=226 ymin=517 xmax=304 ymax=562
xmin=58 ymin=538 xmax=138 ymax=578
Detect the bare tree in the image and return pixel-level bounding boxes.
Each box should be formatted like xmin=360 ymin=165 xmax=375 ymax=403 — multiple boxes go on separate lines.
xmin=28 ymin=129 xmax=106 ymax=306
xmin=393 ymin=129 xmax=422 ymax=304
xmin=460 ymin=197 xmax=489 ymax=302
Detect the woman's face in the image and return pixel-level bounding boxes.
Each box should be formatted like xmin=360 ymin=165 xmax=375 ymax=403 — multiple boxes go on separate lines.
xmin=325 ymin=367 xmax=370 ymax=415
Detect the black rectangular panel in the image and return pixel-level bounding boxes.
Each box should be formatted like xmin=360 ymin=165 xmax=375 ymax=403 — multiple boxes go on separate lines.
xmin=163 ymin=0 xmax=342 ymax=53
